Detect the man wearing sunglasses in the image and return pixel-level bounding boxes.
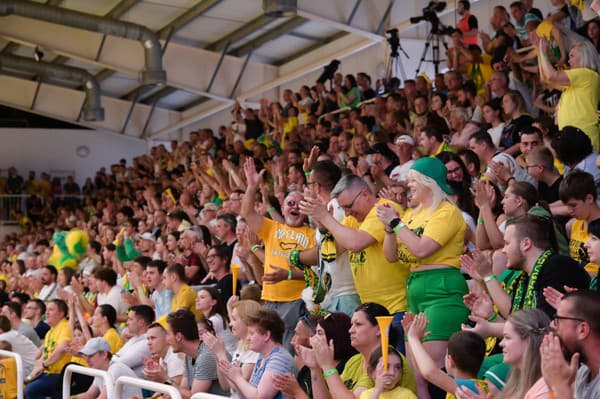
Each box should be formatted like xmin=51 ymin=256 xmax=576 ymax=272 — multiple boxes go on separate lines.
xmin=241 ymin=157 xmax=315 ymax=350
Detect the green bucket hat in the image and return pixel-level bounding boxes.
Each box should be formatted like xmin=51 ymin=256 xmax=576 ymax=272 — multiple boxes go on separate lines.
xmin=410 ymin=157 xmax=454 ymax=195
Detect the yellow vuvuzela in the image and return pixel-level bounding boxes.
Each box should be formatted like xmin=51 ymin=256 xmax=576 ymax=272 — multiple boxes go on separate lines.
xmin=376 ymin=316 xmax=393 ymax=371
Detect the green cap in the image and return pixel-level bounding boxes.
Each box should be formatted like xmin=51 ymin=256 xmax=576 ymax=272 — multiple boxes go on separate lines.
xmin=410 ymin=157 xmax=453 ymax=195
xmin=483 ymin=363 xmax=511 ymax=390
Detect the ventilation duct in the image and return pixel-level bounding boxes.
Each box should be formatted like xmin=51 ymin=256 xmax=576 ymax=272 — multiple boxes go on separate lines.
xmin=0 ymin=0 xmax=166 ymax=85
xmin=0 ymin=54 xmax=105 ymax=121
xmin=263 ymin=0 xmax=297 ymax=17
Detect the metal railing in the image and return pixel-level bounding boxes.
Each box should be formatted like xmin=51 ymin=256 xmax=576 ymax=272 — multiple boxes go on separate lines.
xmin=62 ymin=364 xmax=115 ymax=399
xmin=62 ymin=364 xmax=183 ymax=399
xmin=0 ymin=194 xmax=84 ymax=224
xmin=115 ymin=376 xmax=182 ymax=399
xmin=0 ymin=350 xmax=23 ymax=399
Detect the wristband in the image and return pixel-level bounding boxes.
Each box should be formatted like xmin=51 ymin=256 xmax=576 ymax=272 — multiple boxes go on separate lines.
xmin=304 ymin=171 xmax=311 ymax=177
xmin=287 ymin=269 xmax=293 ymax=280
xmin=541 ymin=55 xmax=549 ymax=61
xmin=164 ymin=379 xmax=173 ymax=386
xmin=389 ymin=218 xmax=401 ymax=229
xmin=267 ymin=207 xmax=275 ymax=214
xmin=393 ymin=222 xmax=406 ymax=233
xmin=483 ymin=274 xmax=497 ymax=283
xmin=477 ymin=217 xmax=484 ymax=225
xmin=251 ymin=245 xmax=261 ymax=253
xmin=322 ymin=368 xmax=339 ymax=378
xmin=488 ymin=312 xmax=498 ymax=322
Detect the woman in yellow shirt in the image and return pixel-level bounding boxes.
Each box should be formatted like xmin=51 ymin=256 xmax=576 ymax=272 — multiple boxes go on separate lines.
xmin=377 ymin=157 xmax=469 ymax=399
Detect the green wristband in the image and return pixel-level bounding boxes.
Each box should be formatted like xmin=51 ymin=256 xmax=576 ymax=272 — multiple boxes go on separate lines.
xmin=322 ymin=368 xmax=338 ymax=378
xmin=267 ymin=207 xmax=275 ymax=214
xmin=483 ymin=274 xmax=497 ymax=283
xmin=287 ymin=269 xmax=293 ymax=280
xmin=304 ymin=171 xmax=311 ymax=177
xmin=477 ymin=218 xmax=484 ymax=225
xmin=488 ymin=312 xmax=498 ymax=322
xmin=541 ymin=55 xmax=549 ymax=61
xmin=393 ymin=222 xmax=405 ymax=233
xmin=251 ymin=245 xmax=261 ymax=253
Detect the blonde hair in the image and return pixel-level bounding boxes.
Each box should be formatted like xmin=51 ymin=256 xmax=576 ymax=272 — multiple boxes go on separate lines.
xmin=231 ymin=300 xmax=261 ymax=325
xmin=407 ymin=169 xmax=451 ymax=213
xmin=501 ymin=309 xmax=550 ymax=399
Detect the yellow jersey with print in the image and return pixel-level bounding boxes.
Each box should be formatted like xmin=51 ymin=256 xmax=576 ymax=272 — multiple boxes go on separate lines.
xmin=258 ymin=218 xmax=316 ymax=302
xmin=103 ymin=327 xmax=124 ymax=354
xmin=569 ymin=219 xmax=599 ymax=274
xmin=397 ymin=201 xmax=465 ymax=269
xmin=0 ymin=358 xmax=17 ymax=399
xmin=342 ymin=199 xmax=409 ymax=313
xmin=44 ymin=318 xmax=72 ymax=374
xmin=342 ymin=352 xmax=416 ymax=395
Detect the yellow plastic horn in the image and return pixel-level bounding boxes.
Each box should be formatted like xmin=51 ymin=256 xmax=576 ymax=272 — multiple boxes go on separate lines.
xmin=376 ymin=316 xmax=394 ymax=371
xmin=165 ymin=188 xmax=177 ymax=205
xmin=231 ymin=264 xmax=241 ymax=296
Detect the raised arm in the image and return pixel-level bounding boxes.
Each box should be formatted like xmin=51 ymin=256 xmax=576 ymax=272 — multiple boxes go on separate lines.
xmin=241 ymin=157 xmax=265 ymax=234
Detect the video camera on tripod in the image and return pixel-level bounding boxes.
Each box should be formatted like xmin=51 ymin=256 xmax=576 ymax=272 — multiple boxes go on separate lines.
xmin=409 ymin=1 xmax=453 ymax=36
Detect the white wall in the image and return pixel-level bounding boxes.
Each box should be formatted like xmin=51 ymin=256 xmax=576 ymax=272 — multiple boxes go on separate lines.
xmin=0 ymin=129 xmax=147 ymax=185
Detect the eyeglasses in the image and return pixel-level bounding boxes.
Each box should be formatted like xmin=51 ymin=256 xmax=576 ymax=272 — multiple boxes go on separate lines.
xmin=301 ymin=314 xmax=317 ymax=334
xmin=340 ymin=190 xmax=363 ymax=210
xmin=553 ymin=314 xmax=585 ymax=324
xmin=447 ymin=166 xmax=462 ymax=175
xmin=286 ymin=200 xmax=300 ymax=207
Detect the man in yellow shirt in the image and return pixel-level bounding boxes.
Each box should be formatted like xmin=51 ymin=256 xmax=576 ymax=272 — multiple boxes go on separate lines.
xmin=299 ymin=174 xmax=409 ymax=350
xmin=25 ymin=299 xmax=71 ymax=399
xmin=162 ymin=264 xmax=202 ymax=320
xmin=241 ymin=158 xmax=315 ymax=349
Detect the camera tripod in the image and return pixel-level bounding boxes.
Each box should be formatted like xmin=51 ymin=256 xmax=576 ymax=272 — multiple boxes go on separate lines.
xmin=415 ymin=29 xmax=448 ymax=76
xmin=386 ymin=47 xmax=409 ymax=82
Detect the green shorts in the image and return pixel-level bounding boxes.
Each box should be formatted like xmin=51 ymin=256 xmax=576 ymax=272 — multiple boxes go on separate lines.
xmin=406 ymin=268 xmax=469 ymax=341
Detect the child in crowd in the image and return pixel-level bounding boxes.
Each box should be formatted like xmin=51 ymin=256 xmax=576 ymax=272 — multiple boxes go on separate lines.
xmin=360 ymin=345 xmax=416 ymax=399
xmin=404 ymin=313 xmax=487 ymax=399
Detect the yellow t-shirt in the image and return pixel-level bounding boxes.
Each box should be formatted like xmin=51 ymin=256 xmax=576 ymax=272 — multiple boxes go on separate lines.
xmin=103 ymin=327 xmax=124 ymax=354
xmin=171 ymin=284 xmax=202 ymax=320
xmin=258 ymin=218 xmax=315 ymax=302
xmin=44 ymin=318 xmax=72 ymax=374
xmin=557 ymin=68 xmax=600 ymax=151
xmin=396 ymin=201 xmax=465 ymax=269
xmin=0 ymin=358 xmax=17 ymax=399
xmin=360 ymin=386 xmax=417 ymax=399
xmin=342 ymin=200 xmax=409 ymax=313
xmin=569 ymin=219 xmax=599 ymax=274
xmin=342 ymin=353 xmax=416 ymax=395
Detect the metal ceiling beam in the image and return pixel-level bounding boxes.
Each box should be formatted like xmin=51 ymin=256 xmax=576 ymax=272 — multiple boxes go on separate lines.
xmin=275 ymin=31 xmax=346 ymax=65
xmin=141 ymin=86 xmax=178 ymax=105
xmin=157 ymin=0 xmax=223 ymax=39
xmin=229 ymin=16 xmax=306 ymax=57
xmin=178 ymin=96 xmax=207 ymax=112
xmin=296 ymin=9 xmax=384 ymax=42
xmin=205 ymin=15 xmax=273 ymax=52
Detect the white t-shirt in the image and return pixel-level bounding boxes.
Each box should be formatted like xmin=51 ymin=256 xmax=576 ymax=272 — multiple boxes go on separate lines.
xmin=389 ymin=160 xmax=415 ymax=182
xmin=93 ymin=361 xmax=142 ymax=399
xmin=0 ymin=330 xmax=37 ymax=377
xmin=316 ymin=198 xmax=358 ymax=310
xmin=113 ymin=334 xmax=151 ymax=378
xmin=97 ymin=285 xmax=128 ymax=315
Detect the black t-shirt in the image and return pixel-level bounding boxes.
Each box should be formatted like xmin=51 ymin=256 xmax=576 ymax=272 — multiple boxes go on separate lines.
xmin=244 ymin=118 xmax=264 ymax=140
xmin=511 ymin=253 xmax=591 ymax=317
xmin=538 ymin=175 xmax=562 ymax=204
xmin=500 ymin=114 xmax=534 ymax=149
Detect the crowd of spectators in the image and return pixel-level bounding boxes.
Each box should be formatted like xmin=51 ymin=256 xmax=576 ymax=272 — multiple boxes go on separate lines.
xmin=0 ymin=1 xmax=599 ymax=399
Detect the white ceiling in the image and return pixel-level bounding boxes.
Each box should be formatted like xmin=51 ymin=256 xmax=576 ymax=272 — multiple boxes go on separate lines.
xmin=0 ymin=0 xmax=539 ymax=138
